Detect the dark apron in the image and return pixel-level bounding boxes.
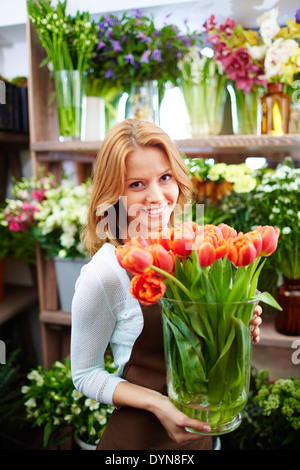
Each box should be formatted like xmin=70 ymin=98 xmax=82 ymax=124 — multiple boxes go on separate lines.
xmin=97 ymin=290 xmax=212 ymax=451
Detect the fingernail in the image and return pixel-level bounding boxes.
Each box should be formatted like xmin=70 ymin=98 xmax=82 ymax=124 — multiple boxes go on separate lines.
xmin=203 ymin=425 xmax=211 ymax=432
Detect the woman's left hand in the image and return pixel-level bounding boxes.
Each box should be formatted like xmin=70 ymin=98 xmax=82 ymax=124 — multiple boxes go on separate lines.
xmin=250 ymin=305 xmax=263 ymax=343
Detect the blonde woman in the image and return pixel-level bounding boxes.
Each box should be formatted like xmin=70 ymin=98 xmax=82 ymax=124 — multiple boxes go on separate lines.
xmin=71 ymin=119 xmax=262 ymax=450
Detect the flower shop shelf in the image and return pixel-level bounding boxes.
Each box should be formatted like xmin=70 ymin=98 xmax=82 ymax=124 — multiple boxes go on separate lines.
xmin=0 ymin=284 xmax=38 ymax=325
xmin=30 ymin=134 xmax=300 ymax=163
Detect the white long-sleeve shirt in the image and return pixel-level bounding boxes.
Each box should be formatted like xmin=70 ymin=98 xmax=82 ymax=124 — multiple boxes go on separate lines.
xmin=71 ymin=243 xmax=144 ymax=406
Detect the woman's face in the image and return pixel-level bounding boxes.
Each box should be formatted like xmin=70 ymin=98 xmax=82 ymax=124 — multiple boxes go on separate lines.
xmin=121 ymin=147 xmax=179 ymax=240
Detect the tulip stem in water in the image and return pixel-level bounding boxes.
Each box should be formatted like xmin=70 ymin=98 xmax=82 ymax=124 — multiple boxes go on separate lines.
xmin=150 ymin=265 xmax=194 ymax=301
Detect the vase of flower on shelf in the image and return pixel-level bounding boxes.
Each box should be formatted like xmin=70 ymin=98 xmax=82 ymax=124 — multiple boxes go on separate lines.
xmin=178 ymin=49 xmax=227 ymax=136
xmin=116 ymin=221 xmax=281 ymax=435
xmin=125 ymin=80 xmax=160 ymax=123
xmin=275 ymin=278 xmax=300 ymax=336
xmin=229 ymin=84 xmax=264 ymax=135
xmin=27 ymin=0 xmax=98 ymax=141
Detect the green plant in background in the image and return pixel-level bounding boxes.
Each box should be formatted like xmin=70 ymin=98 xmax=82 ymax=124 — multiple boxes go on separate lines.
xmin=249 ymin=157 xmax=300 ymax=279
xmin=21 ymin=352 xmax=116 ymax=447
xmin=222 ymin=369 xmax=300 ymax=450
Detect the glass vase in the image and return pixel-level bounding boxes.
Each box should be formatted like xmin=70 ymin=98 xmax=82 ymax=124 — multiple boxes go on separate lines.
xmin=229 ymin=84 xmax=264 ymax=135
xmin=125 ymin=80 xmax=160 ymax=124
xmin=260 ymin=82 xmax=291 ymax=135
xmin=275 ymin=278 xmax=300 ymax=336
xmin=54 ymin=70 xmax=86 ymax=141
xmin=180 ymin=75 xmax=227 ymax=136
xmin=160 ymin=298 xmax=256 ymax=435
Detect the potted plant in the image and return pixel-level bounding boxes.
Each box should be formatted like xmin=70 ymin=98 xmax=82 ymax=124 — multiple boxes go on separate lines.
xmin=0 ymin=171 xmax=92 ymax=312
xmin=21 ymin=351 xmax=116 ymax=449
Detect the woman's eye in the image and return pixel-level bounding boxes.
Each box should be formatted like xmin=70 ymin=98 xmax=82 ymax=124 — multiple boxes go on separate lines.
xmin=129 ymin=181 xmax=143 ymax=189
xmin=161 ymin=173 xmax=172 ymax=182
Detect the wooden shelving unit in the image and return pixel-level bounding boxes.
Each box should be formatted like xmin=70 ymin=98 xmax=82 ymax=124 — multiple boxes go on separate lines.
xmin=26 ymin=16 xmax=300 ymax=369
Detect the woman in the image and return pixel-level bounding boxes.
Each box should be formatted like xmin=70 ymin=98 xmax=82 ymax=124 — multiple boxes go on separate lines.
xmin=71 ymin=119 xmax=262 ymax=450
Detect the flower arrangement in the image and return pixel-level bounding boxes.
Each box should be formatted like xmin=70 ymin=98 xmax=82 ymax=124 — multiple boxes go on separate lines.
xmin=0 ymin=172 xmax=90 ymax=259
xmin=115 ymin=221 xmax=281 ymax=432
xmin=21 ymin=352 xmax=116 ymax=447
xmin=27 ymin=0 xmax=98 ymax=73
xmin=249 ymin=157 xmax=300 ymax=279
xmin=203 ymin=14 xmax=267 ymax=94
xmin=177 ymin=48 xmax=227 ymax=135
xmin=92 ymin=10 xmax=200 ymax=93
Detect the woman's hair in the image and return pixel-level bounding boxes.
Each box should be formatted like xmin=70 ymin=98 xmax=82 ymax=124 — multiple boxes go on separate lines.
xmin=82 ymin=118 xmax=192 ymax=256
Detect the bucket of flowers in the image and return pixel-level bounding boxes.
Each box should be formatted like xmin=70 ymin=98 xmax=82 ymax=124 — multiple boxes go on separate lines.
xmin=115 ymin=221 xmax=281 ymax=434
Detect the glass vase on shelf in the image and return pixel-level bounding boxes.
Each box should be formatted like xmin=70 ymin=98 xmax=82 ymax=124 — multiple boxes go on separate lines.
xmin=228 ymin=83 xmax=264 ymax=135
xmin=54 ymin=70 xmax=87 ymax=141
xmin=160 ymin=297 xmax=257 ymax=435
xmin=125 ymin=80 xmax=160 ymax=124
xmin=260 ymin=82 xmax=291 ymax=136
xmin=180 ymin=74 xmax=227 ymax=136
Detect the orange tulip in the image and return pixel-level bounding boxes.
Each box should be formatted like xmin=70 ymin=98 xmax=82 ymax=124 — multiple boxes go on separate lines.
xmin=115 ymin=245 xmax=153 ymax=275
xmin=126 ymin=236 xmax=149 ymax=248
xmin=218 ymin=223 xmax=237 ymax=240
xmin=148 ymin=227 xmax=173 ymax=251
xmin=227 ymin=233 xmax=257 ymax=267
xmin=195 ymin=225 xmax=227 ymax=262
xmin=130 ymin=272 xmax=166 ymax=305
xmin=169 ymin=226 xmax=195 ymax=258
xmin=196 ymin=241 xmax=216 ymax=267
xmin=147 ymin=244 xmax=175 ymax=274
xmin=255 ymin=225 xmax=280 ymax=256
xmin=244 ymin=230 xmax=262 ymax=257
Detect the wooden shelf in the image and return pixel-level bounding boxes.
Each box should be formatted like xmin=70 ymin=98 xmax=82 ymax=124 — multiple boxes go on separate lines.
xmin=40 ymin=310 xmax=71 ymax=326
xmin=0 ymin=284 xmax=38 ymax=325
xmin=257 ymin=314 xmax=300 ymax=348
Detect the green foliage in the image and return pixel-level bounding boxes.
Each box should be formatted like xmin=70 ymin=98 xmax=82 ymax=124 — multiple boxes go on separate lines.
xmin=22 ymin=352 xmax=116 ymax=447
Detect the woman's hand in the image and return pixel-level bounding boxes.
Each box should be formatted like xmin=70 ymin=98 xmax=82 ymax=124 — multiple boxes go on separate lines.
xmin=150 ymin=394 xmax=211 ymax=444
xmin=250 ymin=305 xmax=263 ymax=343
xmin=113 ymin=382 xmax=210 ymax=444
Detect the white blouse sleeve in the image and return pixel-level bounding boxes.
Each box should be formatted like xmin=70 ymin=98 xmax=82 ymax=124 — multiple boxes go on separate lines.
xmin=71 ymin=247 xmax=128 ymax=406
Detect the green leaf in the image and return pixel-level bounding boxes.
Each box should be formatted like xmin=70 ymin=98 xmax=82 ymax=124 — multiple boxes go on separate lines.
xmin=252 ymin=291 xmax=282 ymax=310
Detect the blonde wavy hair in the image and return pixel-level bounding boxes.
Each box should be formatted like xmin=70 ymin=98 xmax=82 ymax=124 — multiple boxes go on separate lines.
xmin=82 ymin=119 xmax=192 ymax=256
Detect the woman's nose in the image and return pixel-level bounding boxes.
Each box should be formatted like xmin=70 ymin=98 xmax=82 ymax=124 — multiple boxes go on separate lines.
xmin=145 ymin=182 xmax=164 ymax=204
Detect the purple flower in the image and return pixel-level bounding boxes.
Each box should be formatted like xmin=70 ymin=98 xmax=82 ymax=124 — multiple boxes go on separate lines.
xmin=296 ymin=8 xmax=300 ymax=23
xmin=140 ymin=50 xmax=151 ymax=63
xmin=97 ymin=41 xmax=105 ymax=50
xmin=105 ymin=69 xmax=115 ymax=78
xmin=135 ymin=9 xmax=142 ymax=18
xmin=124 ymin=53 xmax=135 ymax=65
xmin=111 ymin=40 xmax=122 ymax=52
xmin=151 ymin=48 xmax=162 ymax=62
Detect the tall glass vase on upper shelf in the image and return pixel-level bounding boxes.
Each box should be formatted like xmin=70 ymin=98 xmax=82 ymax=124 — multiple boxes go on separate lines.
xmin=228 ymin=83 xmax=264 ymax=135
xmin=178 ymin=52 xmax=227 ymax=136
xmin=125 ymin=80 xmax=160 ymax=124
xmin=54 ymin=70 xmax=87 ymax=141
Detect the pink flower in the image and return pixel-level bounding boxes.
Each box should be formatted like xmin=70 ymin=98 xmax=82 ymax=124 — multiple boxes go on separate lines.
xmin=203 ymin=14 xmax=217 ymax=32
xmin=9 ymin=221 xmax=21 ymax=232
xmin=219 ymin=18 xmax=236 ymax=37
xmin=32 ymin=188 xmax=46 ymax=202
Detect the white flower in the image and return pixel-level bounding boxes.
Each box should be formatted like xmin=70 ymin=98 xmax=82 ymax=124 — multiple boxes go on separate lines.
xmin=282 ymin=227 xmax=291 ymax=234
xmin=256 ymin=7 xmax=279 ymax=26
xmin=246 ymin=43 xmax=268 ymax=61
xmin=85 ymin=398 xmax=99 ymax=410
xmin=25 ymin=397 xmax=36 ymax=408
xmin=27 ymin=370 xmax=44 ymax=386
xmin=259 ymin=18 xmax=280 ymax=46
xmin=263 ymin=38 xmax=299 ymax=80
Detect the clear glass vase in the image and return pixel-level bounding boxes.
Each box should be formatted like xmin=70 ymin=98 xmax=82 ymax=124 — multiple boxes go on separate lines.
xmin=180 ymin=75 xmax=227 ymax=136
xmin=229 ymin=84 xmax=264 ymax=135
xmin=54 ymin=70 xmax=86 ymax=141
xmin=125 ymin=80 xmax=160 ymax=124
xmin=160 ymin=298 xmax=256 ymax=435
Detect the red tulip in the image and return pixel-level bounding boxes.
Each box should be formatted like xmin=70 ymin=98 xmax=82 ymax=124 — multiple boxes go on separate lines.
xmin=115 ymin=245 xmax=153 ymax=275
xmin=227 ymin=233 xmax=257 ymax=267
xmin=255 ymin=225 xmax=280 ymax=256
xmin=147 ymin=244 xmax=175 ymax=274
xmin=148 ymin=227 xmax=173 ymax=251
xmin=130 ymin=272 xmax=166 ymax=305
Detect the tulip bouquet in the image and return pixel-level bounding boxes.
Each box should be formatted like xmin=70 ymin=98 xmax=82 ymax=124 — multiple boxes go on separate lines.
xmin=116 ymin=222 xmax=281 ymax=433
